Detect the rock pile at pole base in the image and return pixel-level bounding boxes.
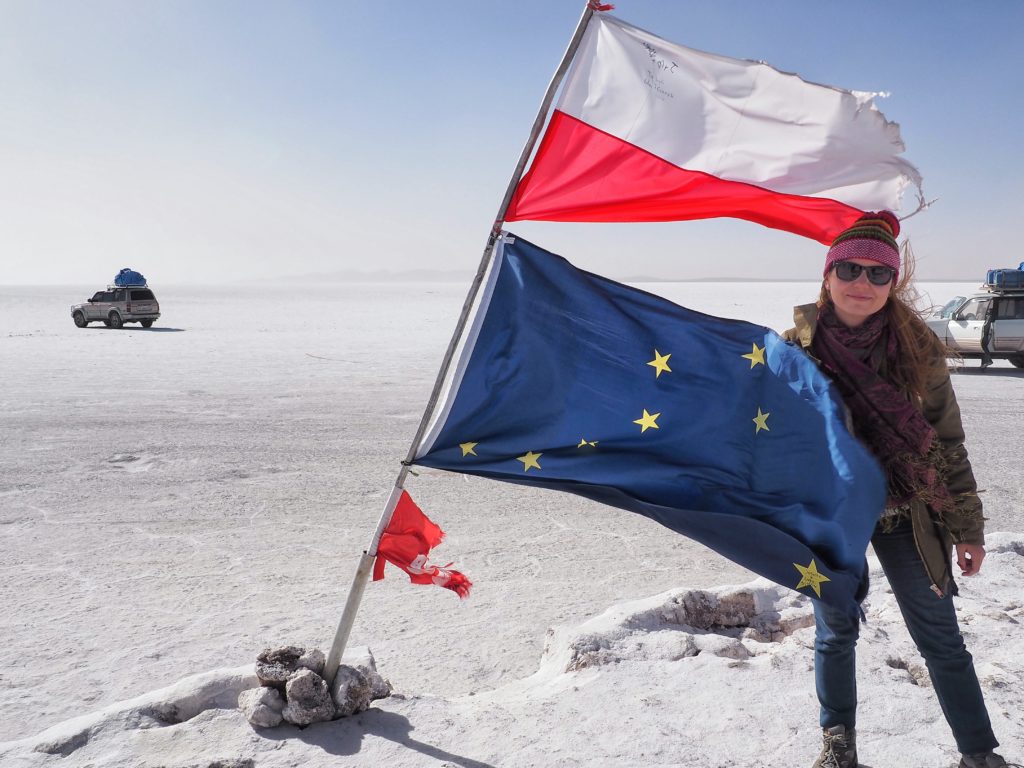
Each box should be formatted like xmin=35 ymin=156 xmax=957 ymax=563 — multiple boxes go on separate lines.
xmin=237 ymin=645 xmax=391 ymax=728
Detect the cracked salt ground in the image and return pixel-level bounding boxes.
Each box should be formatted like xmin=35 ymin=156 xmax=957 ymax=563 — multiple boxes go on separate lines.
xmin=1 ymin=282 xmax=1022 ymax=767
xmin=106 ymin=453 xmax=164 ymax=473
xmin=1 ymin=546 xmax=1022 ymax=767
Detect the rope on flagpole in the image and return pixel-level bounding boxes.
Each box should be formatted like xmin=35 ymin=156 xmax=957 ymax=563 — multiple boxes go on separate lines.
xmin=322 ymin=0 xmax=606 ymax=688
xmin=897 ymin=190 xmax=937 ymax=223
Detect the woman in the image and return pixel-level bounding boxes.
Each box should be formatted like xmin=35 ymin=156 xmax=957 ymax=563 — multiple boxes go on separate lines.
xmin=782 ymin=212 xmax=1017 ymax=768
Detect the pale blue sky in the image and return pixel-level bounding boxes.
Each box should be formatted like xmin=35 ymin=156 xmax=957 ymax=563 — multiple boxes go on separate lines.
xmin=2 ymin=1 xmax=1021 ymax=284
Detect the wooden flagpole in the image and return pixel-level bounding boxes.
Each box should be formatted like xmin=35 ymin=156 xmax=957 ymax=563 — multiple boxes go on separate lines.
xmin=322 ymin=1 xmax=605 ymax=687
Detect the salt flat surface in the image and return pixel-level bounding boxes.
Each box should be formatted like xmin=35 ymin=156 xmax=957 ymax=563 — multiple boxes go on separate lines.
xmin=1 ymin=280 xmax=1020 ymax=767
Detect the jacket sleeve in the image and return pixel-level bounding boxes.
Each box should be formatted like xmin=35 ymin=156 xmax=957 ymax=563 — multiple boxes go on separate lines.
xmin=921 ymin=369 xmax=985 ymax=545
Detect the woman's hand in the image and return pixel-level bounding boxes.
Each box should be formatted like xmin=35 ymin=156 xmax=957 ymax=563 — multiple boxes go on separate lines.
xmin=956 ymin=543 xmax=986 ymax=576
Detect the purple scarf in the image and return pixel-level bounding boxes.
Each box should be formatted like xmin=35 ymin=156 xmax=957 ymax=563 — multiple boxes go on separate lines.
xmin=811 ymin=304 xmax=952 ymax=513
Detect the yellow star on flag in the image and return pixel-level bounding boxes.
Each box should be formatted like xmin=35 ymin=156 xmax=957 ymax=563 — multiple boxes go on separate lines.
xmin=517 ymin=451 xmax=542 ymax=472
xmin=742 ymin=343 xmax=766 ymax=369
xmin=634 ymin=409 xmax=661 ymax=433
xmin=459 ymin=442 xmax=478 ymax=457
xmin=577 ymin=438 xmax=598 ymax=448
xmin=647 ymin=350 xmax=672 ymax=378
xmin=793 ymin=559 xmax=831 ymax=598
xmin=752 ymin=407 xmax=770 ymax=434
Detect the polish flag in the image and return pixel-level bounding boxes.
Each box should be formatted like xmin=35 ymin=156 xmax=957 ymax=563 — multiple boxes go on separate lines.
xmin=372 ymin=491 xmax=471 ymax=599
xmin=506 ymin=14 xmax=923 ymax=244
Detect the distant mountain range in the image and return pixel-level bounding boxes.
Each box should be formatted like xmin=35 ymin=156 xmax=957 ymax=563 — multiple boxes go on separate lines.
xmin=267 ymin=269 xmax=473 ymax=283
xmin=268 ymin=269 xmax=826 ymax=284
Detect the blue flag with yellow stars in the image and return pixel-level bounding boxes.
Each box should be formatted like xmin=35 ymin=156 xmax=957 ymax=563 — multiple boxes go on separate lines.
xmin=414 ymin=232 xmax=885 ymax=617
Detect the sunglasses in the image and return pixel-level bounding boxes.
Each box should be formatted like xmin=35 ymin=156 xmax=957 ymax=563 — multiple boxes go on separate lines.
xmin=833 ymin=261 xmax=896 ymax=286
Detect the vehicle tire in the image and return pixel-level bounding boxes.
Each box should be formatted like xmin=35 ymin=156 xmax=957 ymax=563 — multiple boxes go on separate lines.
xmin=73 ymin=311 xmax=87 ymax=328
xmin=108 ymin=312 xmax=123 ymax=329
xmin=140 ymin=319 xmax=154 ymax=328
xmin=1009 ymin=354 xmax=1024 ymax=369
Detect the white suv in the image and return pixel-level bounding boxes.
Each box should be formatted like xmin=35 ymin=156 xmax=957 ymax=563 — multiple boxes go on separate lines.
xmin=70 ymin=286 xmax=161 ymax=329
xmin=926 ymin=290 xmax=1024 ymax=368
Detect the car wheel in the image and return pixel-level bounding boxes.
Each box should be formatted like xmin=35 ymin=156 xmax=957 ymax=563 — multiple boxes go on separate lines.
xmin=1009 ymin=354 xmax=1024 ymax=369
xmin=108 ymin=312 xmax=123 ymax=329
xmin=73 ymin=311 xmax=87 ymax=328
xmin=140 ymin=319 xmax=154 ymax=328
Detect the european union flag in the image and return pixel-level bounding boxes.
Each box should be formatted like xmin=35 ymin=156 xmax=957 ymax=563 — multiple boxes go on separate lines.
xmin=414 ymin=233 xmax=884 ymax=616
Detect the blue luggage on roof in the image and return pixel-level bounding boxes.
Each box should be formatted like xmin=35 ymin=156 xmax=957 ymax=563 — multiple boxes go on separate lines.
xmin=984 ymin=268 xmax=1024 ymax=290
xmin=113 ymin=268 xmax=147 ymax=287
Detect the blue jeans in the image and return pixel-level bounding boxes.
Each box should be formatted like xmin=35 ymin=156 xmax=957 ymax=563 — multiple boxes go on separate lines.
xmin=813 ymin=520 xmax=998 ymax=754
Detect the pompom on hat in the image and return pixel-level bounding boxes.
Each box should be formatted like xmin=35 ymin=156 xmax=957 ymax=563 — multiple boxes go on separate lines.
xmin=823 ymin=211 xmax=901 ymax=281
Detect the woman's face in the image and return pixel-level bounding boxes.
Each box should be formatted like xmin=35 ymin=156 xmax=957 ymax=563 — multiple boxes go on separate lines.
xmin=825 ymin=258 xmax=893 ymax=327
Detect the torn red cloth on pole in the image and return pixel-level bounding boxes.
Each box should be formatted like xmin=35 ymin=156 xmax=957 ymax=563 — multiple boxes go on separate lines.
xmin=372 ymin=490 xmax=471 ymax=599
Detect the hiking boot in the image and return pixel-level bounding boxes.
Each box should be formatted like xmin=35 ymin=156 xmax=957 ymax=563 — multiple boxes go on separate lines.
xmin=959 ymin=752 xmax=1022 ymax=768
xmin=812 ymin=724 xmax=857 ymax=768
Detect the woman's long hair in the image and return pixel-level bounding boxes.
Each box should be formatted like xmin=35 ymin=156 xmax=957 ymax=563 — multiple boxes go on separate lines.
xmin=818 ymin=241 xmax=950 ymax=403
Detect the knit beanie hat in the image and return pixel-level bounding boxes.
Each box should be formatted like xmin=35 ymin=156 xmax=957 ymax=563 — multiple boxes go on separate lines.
xmin=823 ymin=211 xmax=901 ymax=280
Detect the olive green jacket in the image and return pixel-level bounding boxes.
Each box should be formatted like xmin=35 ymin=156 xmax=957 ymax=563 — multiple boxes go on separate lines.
xmin=783 ymin=303 xmax=985 ymax=597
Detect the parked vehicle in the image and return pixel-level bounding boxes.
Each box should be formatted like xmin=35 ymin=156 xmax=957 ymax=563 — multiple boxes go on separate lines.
xmin=70 ymin=285 xmax=161 ymax=329
xmin=925 ymin=290 xmax=1024 ymax=368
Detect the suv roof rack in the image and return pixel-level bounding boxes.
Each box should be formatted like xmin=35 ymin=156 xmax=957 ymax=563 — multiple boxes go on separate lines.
xmin=981 ymin=285 xmax=1024 ymax=295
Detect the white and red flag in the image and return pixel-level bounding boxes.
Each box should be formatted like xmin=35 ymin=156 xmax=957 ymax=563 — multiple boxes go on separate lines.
xmin=506 ymin=14 xmax=923 ymax=243
xmin=372 ymin=490 xmax=471 ymax=599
